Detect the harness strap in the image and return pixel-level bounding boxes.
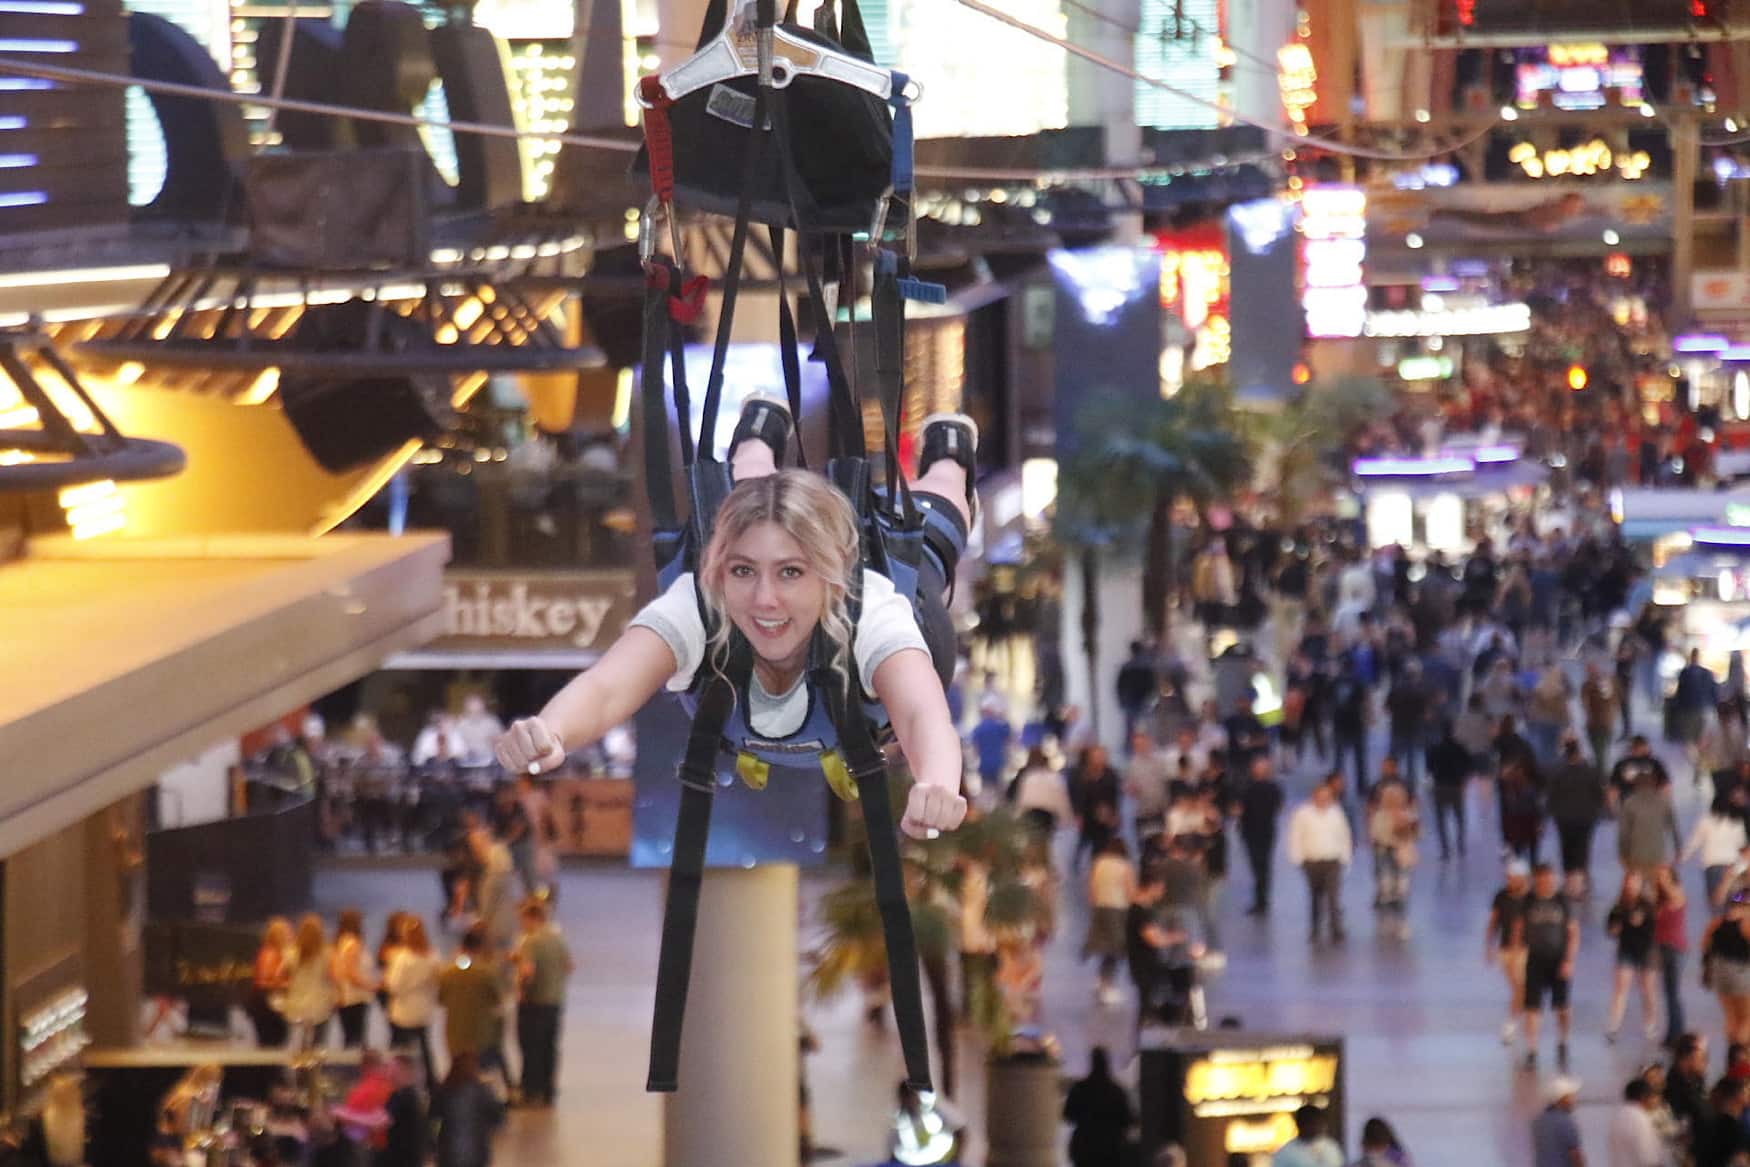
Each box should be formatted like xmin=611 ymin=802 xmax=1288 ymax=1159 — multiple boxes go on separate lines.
xmin=641 ymin=261 xmax=684 ymax=535
xmin=638 ymin=75 xmax=676 ymax=207
xmin=646 ymin=644 xmax=748 ymax=1093
xmin=821 ymin=669 xmax=934 ymax=1093
xmin=698 ymin=75 xmax=773 ymax=459
xmin=769 ymin=223 xmax=807 ymax=471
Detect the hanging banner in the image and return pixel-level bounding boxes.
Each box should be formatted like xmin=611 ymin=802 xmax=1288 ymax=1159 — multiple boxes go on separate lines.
xmin=1366 ymin=182 xmax=1673 ymax=253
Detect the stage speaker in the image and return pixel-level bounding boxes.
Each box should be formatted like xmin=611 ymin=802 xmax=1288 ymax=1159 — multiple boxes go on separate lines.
xmin=430 ymin=22 xmax=523 ymax=211
xmin=246 ymin=147 xmax=429 ymax=269
xmin=578 ymin=243 xmax=650 ymax=368
xmin=278 ymin=302 xmax=453 ymax=473
xmin=129 ymin=11 xmax=250 ymax=222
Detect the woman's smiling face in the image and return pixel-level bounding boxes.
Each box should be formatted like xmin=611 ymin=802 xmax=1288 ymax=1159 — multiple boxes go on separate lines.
xmin=719 ymin=520 xmax=826 ymax=673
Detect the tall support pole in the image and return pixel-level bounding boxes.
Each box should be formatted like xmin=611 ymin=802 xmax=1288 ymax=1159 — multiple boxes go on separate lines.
xmin=662 ymin=865 xmax=801 ymax=1167
xmin=1673 ymin=113 xmax=1700 ymax=328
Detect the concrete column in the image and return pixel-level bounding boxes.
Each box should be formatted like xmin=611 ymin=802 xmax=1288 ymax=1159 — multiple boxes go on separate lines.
xmin=1228 ymin=0 xmax=1296 ymax=131
xmin=1673 ymin=115 xmax=1699 ymax=326
xmin=663 ymin=865 xmax=800 ymax=1167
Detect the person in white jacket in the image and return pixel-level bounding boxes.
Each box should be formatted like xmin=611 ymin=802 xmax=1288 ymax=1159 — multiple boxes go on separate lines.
xmin=1684 ymin=794 xmax=1749 ymax=909
xmin=1287 ymin=778 xmax=1353 ymax=944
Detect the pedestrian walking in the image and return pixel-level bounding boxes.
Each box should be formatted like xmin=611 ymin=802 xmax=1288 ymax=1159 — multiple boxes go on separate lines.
xmin=1604 ymin=872 xmax=1659 ymax=1045
xmin=1531 ymin=1075 xmax=1585 ymax=1167
xmin=1487 ymin=860 xmax=1532 ymax=1045
xmin=1287 ymin=779 xmax=1352 ymax=944
xmin=1516 ymin=864 xmax=1579 ymax=1071
xmin=513 ymin=898 xmax=572 ymax=1106
xmin=1546 ymin=737 xmax=1606 ymax=897
xmin=1063 ymin=1047 xmax=1134 ymax=1167
xmin=1236 ymin=757 xmax=1284 ymax=917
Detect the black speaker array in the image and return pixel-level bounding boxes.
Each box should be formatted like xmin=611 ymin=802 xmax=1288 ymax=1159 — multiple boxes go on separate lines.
xmin=278 ymin=302 xmax=453 ymax=473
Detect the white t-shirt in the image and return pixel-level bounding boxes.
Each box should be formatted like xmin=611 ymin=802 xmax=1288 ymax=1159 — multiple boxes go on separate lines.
xmin=630 ymin=570 xmax=927 ymax=739
xmin=385 ymin=949 xmax=442 ymax=1028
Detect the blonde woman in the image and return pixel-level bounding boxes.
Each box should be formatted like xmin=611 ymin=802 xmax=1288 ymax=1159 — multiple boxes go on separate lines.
xmin=495 ymin=404 xmax=980 ymax=839
xmin=281 ymin=913 xmax=335 ymax=1049
xmin=496 ymin=402 xmax=978 ymax=1095
xmin=329 ymin=908 xmax=380 ymax=1049
xmin=386 ymin=915 xmax=441 ymax=1089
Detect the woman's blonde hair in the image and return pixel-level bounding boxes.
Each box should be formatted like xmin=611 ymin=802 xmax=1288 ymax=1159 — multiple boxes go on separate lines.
xmin=697 ymin=470 xmax=860 ymax=689
xmin=262 ymin=916 xmax=293 ymax=949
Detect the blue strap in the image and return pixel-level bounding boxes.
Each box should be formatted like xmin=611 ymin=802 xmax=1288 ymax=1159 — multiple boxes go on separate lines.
xmin=888 ymin=70 xmax=914 ymax=195
xmin=877 ymin=247 xmax=945 ymax=303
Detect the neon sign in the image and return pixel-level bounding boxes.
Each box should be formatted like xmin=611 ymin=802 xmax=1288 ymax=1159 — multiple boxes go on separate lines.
xmin=1158 ymin=223 xmax=1231 ymax=370
xmin=1184 ymin=1048 xmax=1341 ymax=1106
xmin=1277 ymin=43 xmax=1316 ymax=130
xmin=1508 ymin=139 xmax=1651 ymax=180
xmin=1300 ymin=187 xmax=1367 ymax=339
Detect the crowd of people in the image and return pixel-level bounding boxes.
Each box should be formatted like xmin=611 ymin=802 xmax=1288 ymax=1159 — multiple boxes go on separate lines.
xmin=944 ymin=474 xmax=1750 ymax=1166
xmin=235 ymin=838 xmax=572 ymax=1165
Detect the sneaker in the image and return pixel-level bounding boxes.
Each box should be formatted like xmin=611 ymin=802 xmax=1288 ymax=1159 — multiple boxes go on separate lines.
xmin=916 ymin=413 xmax=979 ymax=517
xmin=1645 ymin=1020 xmax=1660 ymax=1041
xmin=729 ymin=393 xmax=793 ymax=465
xmin=1557 ymin=1042 xmax=1569 ymax=1070
xmin=1501 ymin=1019 xmax=1518 ymax=1045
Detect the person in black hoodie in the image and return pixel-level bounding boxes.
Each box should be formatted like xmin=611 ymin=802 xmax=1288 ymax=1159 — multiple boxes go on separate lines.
xmin=1546 ymin=736 xmax=1606 ymax=897
xmin=1234 ymin=757 xmax=1285 ymax=916
xmin=1665 ymin=1033 xmax=1711 ymax=1145
xmin=1062 ymin=1047 xmax=1134 ymax=1167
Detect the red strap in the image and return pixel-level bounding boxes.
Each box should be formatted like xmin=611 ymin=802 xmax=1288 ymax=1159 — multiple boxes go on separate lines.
xmin=639 ymin=76 xmax=676 ymax=206
xmin=670 ymin=275 xmax=710 ymax=324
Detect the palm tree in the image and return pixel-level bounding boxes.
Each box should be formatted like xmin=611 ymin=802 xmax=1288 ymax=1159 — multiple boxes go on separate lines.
xmin=1054 ymin=379 xmax=1253 ymax=697
xmin=807 ymin=775 xmax=1054 ymax=1101
xmin=1253 ymin=375 xmax=1392 ymax=524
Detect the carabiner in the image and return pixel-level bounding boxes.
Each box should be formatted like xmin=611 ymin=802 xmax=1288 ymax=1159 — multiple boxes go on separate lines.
xmin=638 ymin=195 xmax=662 ymax=265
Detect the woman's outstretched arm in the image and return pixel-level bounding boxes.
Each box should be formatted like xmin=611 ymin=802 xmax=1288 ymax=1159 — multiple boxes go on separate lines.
xmin=495 ymin=627 xmax=678 ymax=773
xmin=874 ymin=647 xmax=968 ymax=838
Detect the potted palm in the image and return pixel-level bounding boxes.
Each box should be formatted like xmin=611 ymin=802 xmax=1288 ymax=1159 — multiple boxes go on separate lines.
xmin=807 ymin=775 xmax=1059 ymax=1162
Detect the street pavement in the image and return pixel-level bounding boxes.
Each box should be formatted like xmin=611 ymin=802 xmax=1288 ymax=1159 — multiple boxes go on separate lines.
xmin=309 ymin=717 xmax=1714 ymax=1167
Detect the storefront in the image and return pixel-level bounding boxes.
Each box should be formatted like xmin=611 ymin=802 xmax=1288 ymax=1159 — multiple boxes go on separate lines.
xmin=1355 ymin=445 xmax=1551 ymax=554
xmin=1138 ymin=1030 xmax=1346 ymax=1164
xmin=0 ymin=529 xmax=447 ymax=1110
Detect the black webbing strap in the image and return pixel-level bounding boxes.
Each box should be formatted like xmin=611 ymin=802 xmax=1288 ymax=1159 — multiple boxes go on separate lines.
xmin=646 ymin=645 xmax=748 ymax=1093
xmin=641 ymin=260 xmax=687 ymax=533
xmin=822 ymin=668 xmax=934 ymax=1093
xmin=766 ymin=85 xmax=869 ymax=471
xmin=769 ymin=223 xmax=807 ymax=471
xmin=870 ymin=258 xmax=917 ymax=526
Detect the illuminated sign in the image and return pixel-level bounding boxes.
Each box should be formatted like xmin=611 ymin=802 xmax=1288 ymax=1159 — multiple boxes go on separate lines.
xmin=1225 ymin=1114 xmax=1298 ymax=1155
xmin=1278 ymin=42 xmax=1316 ymax=130
xmin=893 ymin=0 xmax=1068 ymax=137
xmin=434 ymin=571 xmax=638 ymax=653
xmin=1364 ymin=302 xmax=1532 ymax=338
xmin=1183 ymin=1046 xmax=1341 ymax=1111
xmin=1137 ymin=0 xmax=1222 ymax=129
xmin=1397 ymin=355 xmax=1454 ymax=380
xmin=1300 ymin=186 xmax=1367 ymax=339
xmin=1158 ymin=223 xmax=1231 ymax=371
xmin=1507 ymin=139 xmax=1651 ymax=180
xmin=1548 ymin=43 xmax=1609 ymax=67
xmin=1515 ymin=45 xmax=1643 ymax=112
